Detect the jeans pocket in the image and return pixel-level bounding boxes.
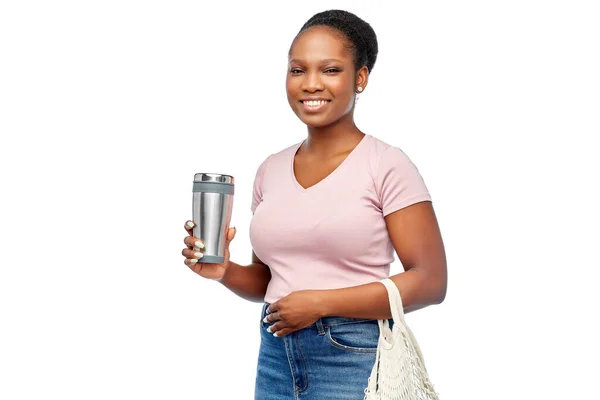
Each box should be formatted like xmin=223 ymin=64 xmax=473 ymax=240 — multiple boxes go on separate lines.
xmin=326 ymin=320 xmax=380 ymax=353
xmin=260 ymin=302 xmax=268 ymax=329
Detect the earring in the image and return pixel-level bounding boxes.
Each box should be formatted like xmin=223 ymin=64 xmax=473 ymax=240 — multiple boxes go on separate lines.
xmin=357 ymin=86 xmax=363 ymax=92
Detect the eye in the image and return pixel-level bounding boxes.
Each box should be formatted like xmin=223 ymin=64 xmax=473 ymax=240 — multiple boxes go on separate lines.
xmin=290 ymin=68 xmax=303 ymax=74
xmin=324 ymin=68 xmax=340 ymax=74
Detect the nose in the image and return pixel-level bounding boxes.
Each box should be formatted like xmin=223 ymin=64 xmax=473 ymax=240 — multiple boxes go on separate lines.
xmin=300 ymin=71 xmax=324 ymax=92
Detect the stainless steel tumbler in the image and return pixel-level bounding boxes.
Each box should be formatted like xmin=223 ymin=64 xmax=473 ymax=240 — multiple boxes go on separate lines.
xmin=192 ymin=173 xmax=234 ymax=264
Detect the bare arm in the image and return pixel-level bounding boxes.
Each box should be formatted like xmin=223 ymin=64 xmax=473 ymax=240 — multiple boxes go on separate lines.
xmin=218 ymin=251 xmax=271 ymax=303
xmin=317 ymin=201 xmax=447 ymax=319
xmin=183 ymin=221 xmax=271 ymax=303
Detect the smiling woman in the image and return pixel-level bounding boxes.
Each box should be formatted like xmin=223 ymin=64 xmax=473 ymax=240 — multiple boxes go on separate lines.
xmin=182 ymin=8 xmax=447 ymax=400
xmin=285 ymin=12 xmax=376 ymax=129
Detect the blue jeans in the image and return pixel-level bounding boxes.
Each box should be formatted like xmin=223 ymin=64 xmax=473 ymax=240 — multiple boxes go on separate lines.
xmin=255 ymin=302 xmax=393 ymax=399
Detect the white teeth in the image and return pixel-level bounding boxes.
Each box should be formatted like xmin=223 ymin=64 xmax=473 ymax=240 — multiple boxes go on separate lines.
xmin=304 ymin=100 xmax=328 ymax=107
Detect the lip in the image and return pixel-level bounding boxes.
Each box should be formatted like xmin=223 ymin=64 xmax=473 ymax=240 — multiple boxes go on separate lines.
xmin=299 ymin=98 xmax=331 ymax=113
xmin=299 ymin=97 xmax=331 ymax=102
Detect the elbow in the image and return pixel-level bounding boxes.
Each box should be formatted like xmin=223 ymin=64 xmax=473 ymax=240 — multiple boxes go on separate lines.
xmin=431 ymin=261 xmax=447 ymax=305
xmin=415 ymin=272 xmax=446 ymax=306
xmin=412 ymin=262 xmax=447 ymax=306
xmin=433 ymin=278 xmax=447 ymax=305
xmin=434 ymin=287 xmax=446 ymax=305
xmin=422 ymin=269 xmax=446 ymax=305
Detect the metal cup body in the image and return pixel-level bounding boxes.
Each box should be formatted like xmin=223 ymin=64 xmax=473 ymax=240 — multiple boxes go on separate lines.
xmin=192 ymin=173 xmax=234 ymax=264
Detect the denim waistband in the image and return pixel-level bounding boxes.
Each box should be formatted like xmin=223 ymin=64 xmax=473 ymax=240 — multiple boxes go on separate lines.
xmin=261 ymin=302 xmax=379 ymax=330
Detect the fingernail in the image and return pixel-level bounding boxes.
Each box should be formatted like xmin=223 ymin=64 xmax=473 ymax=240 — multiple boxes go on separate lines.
xmin=194 ymin=252 xmax=203 ymax=259
xmin=273 ymin=332 xmax=279 ymax=337
xmin=190 ymin=259 xmax=198 ymax=263
xmin=266 ymin=326 xmax=272 ymax=333
xmin=187 ymin=221 xmax=195 ymax=228
xmin=263 ymin=317 xmax=268 ymax=323
xmin=194 ymin=241 xmax=204 ymax=249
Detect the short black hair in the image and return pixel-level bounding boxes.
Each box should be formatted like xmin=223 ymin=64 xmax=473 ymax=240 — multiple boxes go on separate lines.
xmin=289 ymin=9 xmax=379 ymax=74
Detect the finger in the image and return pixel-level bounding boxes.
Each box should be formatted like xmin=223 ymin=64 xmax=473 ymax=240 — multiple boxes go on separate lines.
xmin=266 ymin=321 xmax=284 ymax=334
xmin=184 ymin=258 xmax=202 ymax=272
xmin=263 ymin=311 xmax=281 ymax=324
xmin=272 ymin=327 xmax=293 ymax=338
xmin=225 ymin=227 xmax=237 ymax=248
xmin=184 ymin=221 xmax=203 ymax=250
xmin=184 ymin=236 xmax=205 ymax=250
xmin=266 ymin=303 xmax=278 ymax=314
xmin=181 ymin=248 xmax=205 ymax=260
xmin=184 ymin=220 xmax=195 ymax=234
xmin=187 ymin=259 xmax=205 ymax=276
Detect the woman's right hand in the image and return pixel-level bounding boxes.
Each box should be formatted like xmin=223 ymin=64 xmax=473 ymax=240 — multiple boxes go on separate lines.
xmin=182 ymin=220 xmax=236 ymax=281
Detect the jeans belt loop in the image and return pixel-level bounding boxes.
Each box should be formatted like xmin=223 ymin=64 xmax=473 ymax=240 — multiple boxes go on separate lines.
xmin=315 ymin=318 xmax=325 ymax=335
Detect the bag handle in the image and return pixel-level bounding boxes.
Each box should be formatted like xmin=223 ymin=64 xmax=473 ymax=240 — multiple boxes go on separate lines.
xmin=370 ymin=278 xmax=438 ymax=398
xmin=379 ymin=278 xmax=429 ymax=367
xmin=378 ymin=278 xmax=406 ymax=327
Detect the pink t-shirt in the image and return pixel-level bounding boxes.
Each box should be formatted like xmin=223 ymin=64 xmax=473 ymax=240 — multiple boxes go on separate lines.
xmin=249 ymin=134 xmax=432 ymax=304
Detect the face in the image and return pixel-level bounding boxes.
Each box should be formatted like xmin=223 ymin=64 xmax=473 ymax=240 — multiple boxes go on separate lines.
xmin=286 ymin=26 xmax=367 ymax=128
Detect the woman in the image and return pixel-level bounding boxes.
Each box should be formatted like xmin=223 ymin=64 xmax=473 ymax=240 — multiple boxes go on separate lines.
xmin=182 ymin=9 xmax=447 ymax=399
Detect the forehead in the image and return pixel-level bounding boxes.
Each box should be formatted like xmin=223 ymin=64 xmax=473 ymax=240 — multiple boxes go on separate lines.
xmin=289 ymin=26 xmax=352 ymax=62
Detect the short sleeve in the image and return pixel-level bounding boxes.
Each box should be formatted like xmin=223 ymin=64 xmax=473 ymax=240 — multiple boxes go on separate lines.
xmin=375 ymin=146 xmax=432 ymax=217
xmin=251 ymin=155 xmax=271 ymax=214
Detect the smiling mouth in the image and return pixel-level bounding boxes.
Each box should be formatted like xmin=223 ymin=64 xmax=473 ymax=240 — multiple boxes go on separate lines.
xmin=299 ymin=100 xmax=331 ymax=112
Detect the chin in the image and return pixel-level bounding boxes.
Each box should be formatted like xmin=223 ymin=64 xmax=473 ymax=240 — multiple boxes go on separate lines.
xmin=293 ymin=110 xmax=334 ymax=129
xmin=298 ymin=116 xmax=334 ymax=128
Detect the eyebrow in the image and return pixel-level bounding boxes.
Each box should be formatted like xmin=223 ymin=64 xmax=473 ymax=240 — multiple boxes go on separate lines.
xmin=289 ymin=58 xmax=344 ymax=64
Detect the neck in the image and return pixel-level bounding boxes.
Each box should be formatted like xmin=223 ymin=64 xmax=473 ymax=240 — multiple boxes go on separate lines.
xmin=303 ymin=114 xmax=365 ymax=157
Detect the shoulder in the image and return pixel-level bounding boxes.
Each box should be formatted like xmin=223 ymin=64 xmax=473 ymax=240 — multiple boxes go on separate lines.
xmin=365 ymin=134 xmax=395 ymax=158
xmin=365 ymin=135 xmax=432 ymax=214
xmin=252 ymin=139 xmax=303 ymax=186
xmin=255 ymin=140 xmax=302 ymax=171
xmin=363 ymin=134 xmax=414 ymax=177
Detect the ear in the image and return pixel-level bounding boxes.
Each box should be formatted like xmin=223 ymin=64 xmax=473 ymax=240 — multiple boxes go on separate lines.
xmin=355 ymin=66 xmax=369 ymax=92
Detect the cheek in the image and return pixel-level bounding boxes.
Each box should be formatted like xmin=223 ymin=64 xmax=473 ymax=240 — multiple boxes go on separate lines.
xmin=285 ymin=74 xmax=299 ymax=92
xmin=326 ymin=75 xmax=352 ymax=97
xmin=330 ymin=81 xmax=354 ymax=112
xmin=330 ymin=79 xmax=351 ymax=94
xmin=285 ymin=78 xmax=298 ymax=105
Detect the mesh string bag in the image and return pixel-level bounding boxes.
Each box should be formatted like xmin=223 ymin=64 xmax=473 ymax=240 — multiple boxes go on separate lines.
xmin=363 ymin=278 xmax=440 ymax=400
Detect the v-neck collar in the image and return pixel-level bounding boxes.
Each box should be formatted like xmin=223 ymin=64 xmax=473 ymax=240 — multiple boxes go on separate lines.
xmin=290 ymin=134 xmax=370 ymax=193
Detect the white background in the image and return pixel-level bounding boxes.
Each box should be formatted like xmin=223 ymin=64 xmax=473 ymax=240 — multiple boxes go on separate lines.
xmin=1 ymin=1 xmax=599 ymax=399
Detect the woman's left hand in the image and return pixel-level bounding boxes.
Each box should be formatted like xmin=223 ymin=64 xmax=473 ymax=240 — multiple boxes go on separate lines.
xmin=264 ymin=290 xmax=325 ymax=337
